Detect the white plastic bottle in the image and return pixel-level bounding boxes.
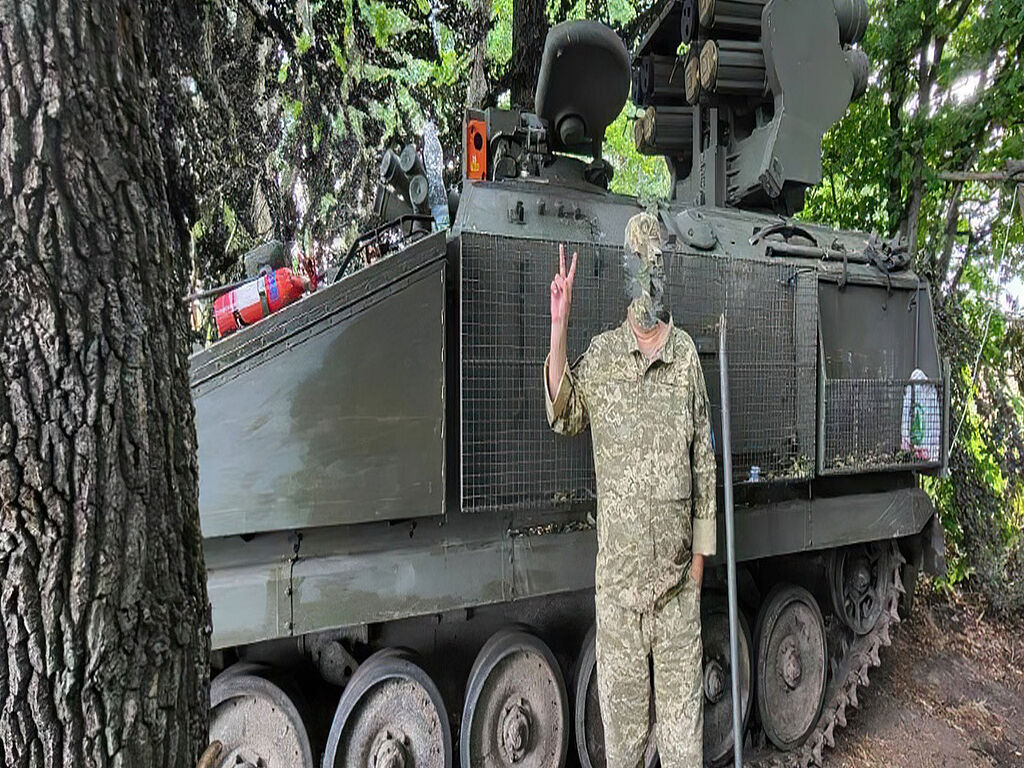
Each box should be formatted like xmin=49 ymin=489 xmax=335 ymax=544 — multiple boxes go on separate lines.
xmin=422 ymin=121 xmax=449 ymax=231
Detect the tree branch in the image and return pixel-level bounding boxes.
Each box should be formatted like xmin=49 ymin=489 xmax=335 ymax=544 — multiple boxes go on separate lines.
xmin=940 ymin=0 xmax=974 ymax=38
xmin=935 ymin=176 xmax=968 ymax=286
xmin=946 ymin=219 xmax=986 ymax=299
xmin=621 ymin=0 xmax=663 ymax=49
xmin=935 ymin=160 xmax=1024 ymax=183
xmin=902 ymin=24 xmax=937 ymax=257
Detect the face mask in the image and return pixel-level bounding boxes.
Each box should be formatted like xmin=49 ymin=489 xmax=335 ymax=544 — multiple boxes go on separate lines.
xmin=623 ymin=212 xmax=666 ymax=331
xmin=623 ymin=250 xmax=665 ymax=330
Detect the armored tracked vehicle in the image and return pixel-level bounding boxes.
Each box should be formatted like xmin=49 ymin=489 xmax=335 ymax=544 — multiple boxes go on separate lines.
xmin=193 ymin=2 xmax=948 ymax=766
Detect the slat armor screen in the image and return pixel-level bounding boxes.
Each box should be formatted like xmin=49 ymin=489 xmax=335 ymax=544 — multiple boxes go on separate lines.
xmin=460 ymin=233 xmax=817 ymax=513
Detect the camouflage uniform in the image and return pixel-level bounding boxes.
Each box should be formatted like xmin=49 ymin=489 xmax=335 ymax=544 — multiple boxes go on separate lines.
xmin=544 ymin=215 xmax=717 ymax=768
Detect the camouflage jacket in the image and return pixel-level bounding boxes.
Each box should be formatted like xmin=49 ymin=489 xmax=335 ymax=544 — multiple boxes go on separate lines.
xmin=545 ymin=319 xmax=717 ymax=612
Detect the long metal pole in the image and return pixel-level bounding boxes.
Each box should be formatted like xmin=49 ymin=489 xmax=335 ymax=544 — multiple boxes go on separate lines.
xmin=718 ymin=313 xmax=744 ymax=768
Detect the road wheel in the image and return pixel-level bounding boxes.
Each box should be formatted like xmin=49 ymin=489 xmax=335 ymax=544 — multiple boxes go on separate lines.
xmin=462 ymin=627 xmax=569 ymax=768
xmin=323 ymin=647 xmax=452 ymax=768
xmin=702 ymin=604 xmax=754 ymax=766
xmin=755 ymin=584 xmax=827 ymax=752
xmin=208 ymin=663 xmax=315 ymax=767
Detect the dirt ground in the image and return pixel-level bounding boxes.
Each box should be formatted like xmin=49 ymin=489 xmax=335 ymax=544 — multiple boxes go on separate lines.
xmin=828 ymin=585 xmax=1024 ymax=768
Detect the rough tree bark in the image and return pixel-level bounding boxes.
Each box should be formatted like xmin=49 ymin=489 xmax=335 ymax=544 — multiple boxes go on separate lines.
xmin=510 ymin=0 xmax=548 ymax=109
xmin=466 ymin=0 xmax=493 ymax=109
xmin=0 ymin=2 xmax=210 ymax=767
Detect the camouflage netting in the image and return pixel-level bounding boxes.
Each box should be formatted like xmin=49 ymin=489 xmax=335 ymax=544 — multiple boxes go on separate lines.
xmin=162 ymin=0 xmax=494 ymax=341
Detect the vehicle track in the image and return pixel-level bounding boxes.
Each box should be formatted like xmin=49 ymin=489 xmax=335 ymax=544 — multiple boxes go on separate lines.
xmin=747 ymin=547 xmax=906 ymax=768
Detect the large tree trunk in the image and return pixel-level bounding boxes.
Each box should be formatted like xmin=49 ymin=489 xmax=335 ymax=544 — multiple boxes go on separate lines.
xmin=0 ymin=2 xmax=210 ymax=767
xmin=466 ymin=0 xmax=493 ymax=109
xmin=511 ymin=0 xmax=547 ymax=109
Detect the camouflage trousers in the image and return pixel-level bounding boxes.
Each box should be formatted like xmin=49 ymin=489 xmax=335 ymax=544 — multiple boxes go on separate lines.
xmin=595 ymin=575 xmax=703 ymax=768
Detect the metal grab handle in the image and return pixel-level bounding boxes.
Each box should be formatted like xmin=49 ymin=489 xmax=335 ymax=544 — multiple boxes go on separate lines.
xmin=762 ymin=240 xmax=874 ymax=264
xmin=333 ymin=214 xmax=435 ymax=282
xmin=748 ymin=222 xmax=818 ymax=247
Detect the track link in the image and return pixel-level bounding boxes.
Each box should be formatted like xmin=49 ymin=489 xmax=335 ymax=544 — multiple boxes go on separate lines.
xmin=747 ymin=545 xmax=906 ymax=768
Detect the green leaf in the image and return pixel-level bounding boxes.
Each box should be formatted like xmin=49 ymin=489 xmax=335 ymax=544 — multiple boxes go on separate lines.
xmin=222 ymin=202 xmax=236 ymax=232
xmin=330 ymin=37 xmax=346 ymax=70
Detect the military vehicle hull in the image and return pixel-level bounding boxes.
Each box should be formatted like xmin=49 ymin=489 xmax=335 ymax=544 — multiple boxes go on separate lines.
xmin=193 ymin=178 xmax=947 ymax=768
xmin=194 ymin=3 xmax=949 ymax=761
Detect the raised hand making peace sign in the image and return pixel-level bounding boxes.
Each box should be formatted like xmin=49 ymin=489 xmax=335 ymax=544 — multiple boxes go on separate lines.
xmin=550 ymin=243 xmax=578 ymax=339
xmin=547 ymin=243 xmax=578 ymax=399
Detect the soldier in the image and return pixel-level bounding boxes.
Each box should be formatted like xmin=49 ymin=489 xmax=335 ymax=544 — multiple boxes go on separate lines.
xmin=545 ymin=212 xmax=717 ymax=768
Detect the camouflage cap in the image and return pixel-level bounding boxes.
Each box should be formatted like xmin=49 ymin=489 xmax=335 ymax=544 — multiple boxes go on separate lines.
xmin=624 ymin=211 xmax=663 ymax=264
